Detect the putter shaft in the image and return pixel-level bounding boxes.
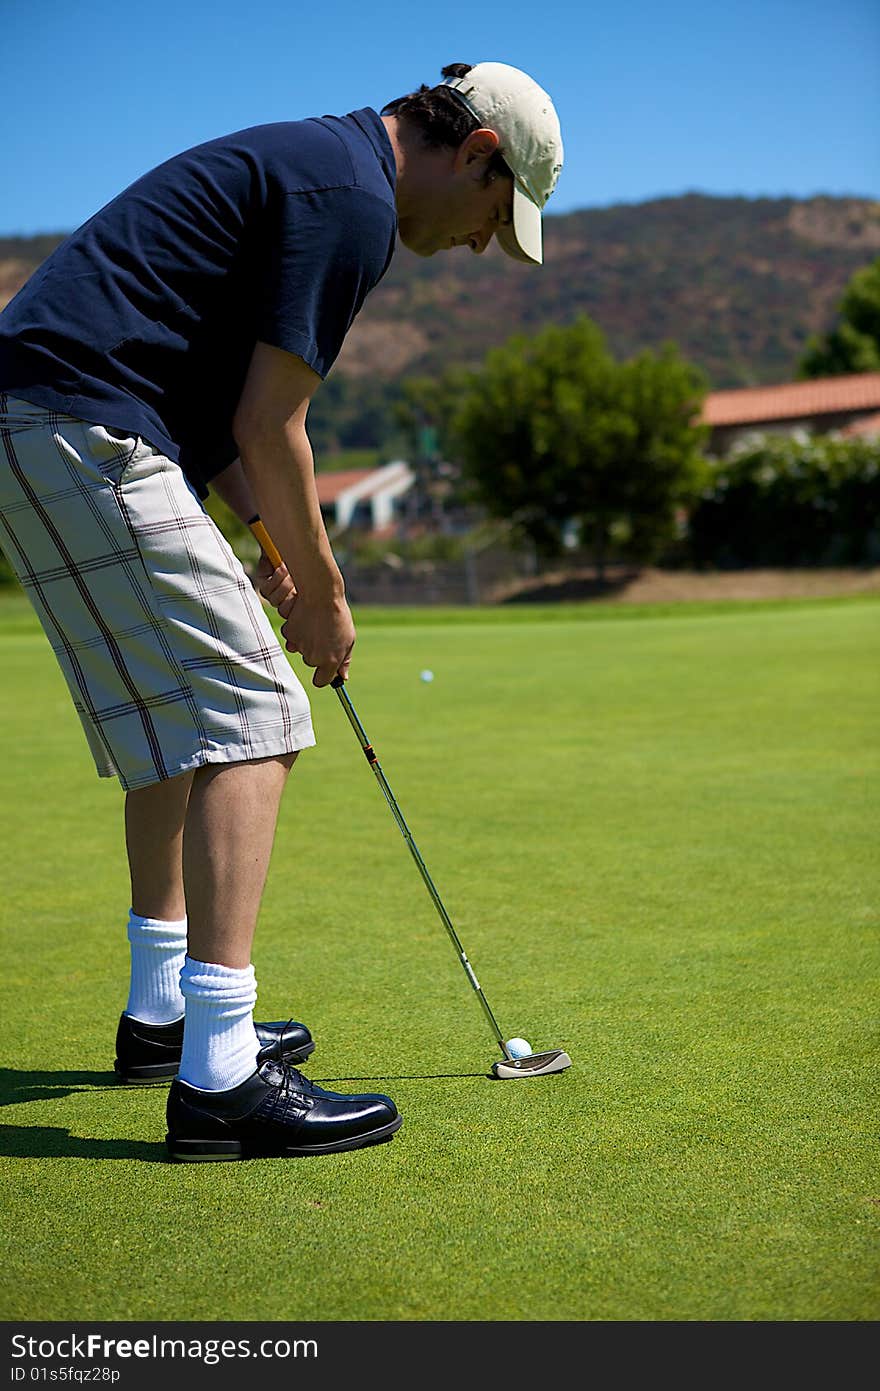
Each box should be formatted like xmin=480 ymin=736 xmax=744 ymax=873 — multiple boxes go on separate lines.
xmin=329 ymin=674 xmax=510 ymax=1058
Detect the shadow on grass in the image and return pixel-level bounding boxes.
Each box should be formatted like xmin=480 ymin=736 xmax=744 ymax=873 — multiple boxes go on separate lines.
xmin=500 ymin=568 xmax=640 ymax=604
xmin=0 ymin=1067 xmax=491 ymax=1163
xmin=311 ymin=1073 xmax=490 ymax=1084
xmin=0 ymin=1067 xmax=124 ymax=1106
xmin=0 ymin=1124 xmax=163 ymax=1162
xmin=0 ymin=1068 xmax=167 ymax=1162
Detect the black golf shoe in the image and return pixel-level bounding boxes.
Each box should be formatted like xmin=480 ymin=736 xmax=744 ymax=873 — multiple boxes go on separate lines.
xmin=166 ymin=1057 xmax=402 ymax=1161
xmin=113 ymin=1013 xmax=314 ymax=1084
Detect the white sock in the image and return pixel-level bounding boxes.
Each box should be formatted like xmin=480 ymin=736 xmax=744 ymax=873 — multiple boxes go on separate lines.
xmin=125 ymin=910 xmax=187 ymax=1024
xmin=178 ymin=956 xmax=260 ymax=1091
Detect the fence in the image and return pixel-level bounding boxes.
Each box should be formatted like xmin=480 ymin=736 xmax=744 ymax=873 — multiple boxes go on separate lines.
xmin=337 ymin=543 xmax=633 ymax=606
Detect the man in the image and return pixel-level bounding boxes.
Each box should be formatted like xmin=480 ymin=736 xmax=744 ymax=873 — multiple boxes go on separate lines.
xmin=0 ymin=62 xmax=563 ymax=1161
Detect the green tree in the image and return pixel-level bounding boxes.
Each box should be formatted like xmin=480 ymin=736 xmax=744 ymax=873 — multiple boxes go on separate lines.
xmin=447 ymin=318 xmax=708 ymax=577
xmin=393 ymin=370 xmax=476 ymax=527
xmin=798 ymin=256 xmax=880 ymax=377
xmin=394 ymin=371 xmax=471 ymax=461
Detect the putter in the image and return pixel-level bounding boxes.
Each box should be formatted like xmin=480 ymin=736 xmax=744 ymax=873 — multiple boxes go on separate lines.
xmin=248 ymin=516 xmax=572 ymax=1080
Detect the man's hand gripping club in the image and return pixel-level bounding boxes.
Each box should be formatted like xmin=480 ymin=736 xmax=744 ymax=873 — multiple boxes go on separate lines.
xmin=250 ymin=518 xmax=354 ymax=688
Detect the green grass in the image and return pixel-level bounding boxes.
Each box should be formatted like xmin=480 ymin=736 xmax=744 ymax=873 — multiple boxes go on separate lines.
xmin=1 ymin=592 xmax=878 ymax=1321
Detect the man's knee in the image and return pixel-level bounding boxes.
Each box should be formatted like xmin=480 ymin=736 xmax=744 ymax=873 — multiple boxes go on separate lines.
xmin=188 ymin=751 xmax=299 ymax=789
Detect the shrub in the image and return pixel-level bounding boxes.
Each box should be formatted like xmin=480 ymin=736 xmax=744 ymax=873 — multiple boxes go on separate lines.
xmin=686 ymin=433 xmax=880 ymax=567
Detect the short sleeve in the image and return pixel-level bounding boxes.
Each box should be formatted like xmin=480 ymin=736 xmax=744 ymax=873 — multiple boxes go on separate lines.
xmin=255 ymin=184 xmax=395 ymax=378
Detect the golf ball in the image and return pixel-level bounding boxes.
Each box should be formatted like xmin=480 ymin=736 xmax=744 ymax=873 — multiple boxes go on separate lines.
xmin=420 ymin=669 xmax=434 ymax=682
xmin=505 ymin=1037 xmax=532 ymax=1059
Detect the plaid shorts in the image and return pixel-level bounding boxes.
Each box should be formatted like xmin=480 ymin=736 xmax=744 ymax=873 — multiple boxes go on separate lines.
xmin=0 ymin=396 xmax=315 ymax=789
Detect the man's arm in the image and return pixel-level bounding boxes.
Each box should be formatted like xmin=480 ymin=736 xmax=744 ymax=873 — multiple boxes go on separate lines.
xmin=232 ymin=341 xmax=355 ymax=687
xmin=208 ymin=456 xmax=260 ymax=525
xmin=209 ymin=457 xmax=295 ymax=610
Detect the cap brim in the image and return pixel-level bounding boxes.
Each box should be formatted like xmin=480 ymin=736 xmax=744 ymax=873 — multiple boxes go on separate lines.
xmin=497 ymin=184 xmax=543 ymax=265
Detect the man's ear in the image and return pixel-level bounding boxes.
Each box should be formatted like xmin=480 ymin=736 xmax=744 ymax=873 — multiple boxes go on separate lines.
xmin=453 ymin=127 xmax=500 ymax=173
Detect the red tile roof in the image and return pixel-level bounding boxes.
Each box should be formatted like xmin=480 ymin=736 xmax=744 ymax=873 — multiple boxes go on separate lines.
xmin=314 ymin=469 xmax=372 ymax=504
xmin=701 ymin=372 xmax=880 ymax=426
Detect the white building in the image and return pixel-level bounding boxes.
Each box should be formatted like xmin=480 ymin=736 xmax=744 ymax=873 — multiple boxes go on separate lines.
xmin=316 ymin=461 xmax=415 ymax=532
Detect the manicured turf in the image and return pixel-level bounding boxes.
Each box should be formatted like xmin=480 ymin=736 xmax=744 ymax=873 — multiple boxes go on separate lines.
xmin=1 ymin=590 xmax=878 ymax=1321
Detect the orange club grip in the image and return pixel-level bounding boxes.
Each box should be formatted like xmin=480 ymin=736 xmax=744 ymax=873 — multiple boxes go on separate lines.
xmin=248 ymin=516 xmax=283 ymax=571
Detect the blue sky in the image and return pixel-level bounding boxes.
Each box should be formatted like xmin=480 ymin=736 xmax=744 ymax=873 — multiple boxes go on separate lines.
xmin=2 ymin=0 xmax=878 ymax=235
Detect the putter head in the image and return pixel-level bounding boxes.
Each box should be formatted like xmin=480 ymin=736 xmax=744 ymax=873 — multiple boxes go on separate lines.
xmin=491 ymin=1048 xmax=572 ymax=1079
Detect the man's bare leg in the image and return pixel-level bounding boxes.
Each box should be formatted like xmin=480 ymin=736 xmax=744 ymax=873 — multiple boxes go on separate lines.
xmin=183 ymin=752 xmax=297 ymax=968
xmin=116 ymin=754 xmax=301 ymax=1080
xmin=125 ymin=770 xmax=194 ymax=922
xmin=121 ymin=771 xmax=194 ymax=1025
xmin=124 ymin=754 xmax=296 ymax=951
xmin=174 ymin=753 xmax=298 ymax=1090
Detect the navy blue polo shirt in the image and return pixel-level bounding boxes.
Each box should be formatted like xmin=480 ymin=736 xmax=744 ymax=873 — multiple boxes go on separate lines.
xmin=0 ymin=109 xmax=397 ymax=496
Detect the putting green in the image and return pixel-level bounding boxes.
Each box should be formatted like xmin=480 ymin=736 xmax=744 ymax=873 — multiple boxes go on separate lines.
xmin=1 ymin=591 xmax=877 ymax=1321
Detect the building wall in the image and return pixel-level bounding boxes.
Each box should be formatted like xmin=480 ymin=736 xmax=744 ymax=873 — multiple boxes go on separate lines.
xmin=709 ymin=408 xmax=880 ymax=455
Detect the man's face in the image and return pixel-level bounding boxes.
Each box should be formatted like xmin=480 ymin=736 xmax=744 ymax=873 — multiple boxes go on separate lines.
xmin=397 ymin=131 xmax=515 ymax=258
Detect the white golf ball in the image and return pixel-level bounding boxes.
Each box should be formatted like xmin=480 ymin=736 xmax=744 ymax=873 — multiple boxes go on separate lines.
xmin=505 ymin=1037 xmax=532 ymax=1059
xmin=420 ymin=669 xmax=434 ymax=682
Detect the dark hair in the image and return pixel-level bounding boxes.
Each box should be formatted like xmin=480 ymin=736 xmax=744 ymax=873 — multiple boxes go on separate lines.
xmin=382 ymin=63 xmax=511 ymax=182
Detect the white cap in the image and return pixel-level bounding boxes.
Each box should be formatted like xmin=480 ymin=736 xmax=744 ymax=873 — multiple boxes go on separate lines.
xmin=441 ymin=61 xmax=563 ymax=266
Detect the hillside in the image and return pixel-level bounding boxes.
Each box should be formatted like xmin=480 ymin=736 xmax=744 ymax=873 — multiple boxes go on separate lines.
xmin=2 ymin=193 xmax=879 ymax=451
xmin=332 ymin=193 xmax=880 ymax=389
